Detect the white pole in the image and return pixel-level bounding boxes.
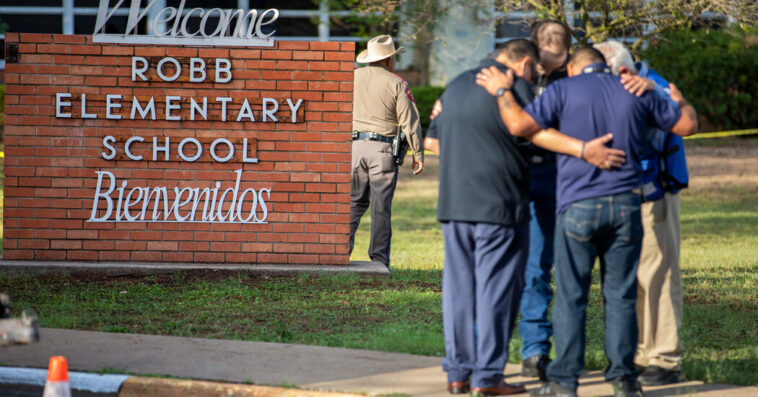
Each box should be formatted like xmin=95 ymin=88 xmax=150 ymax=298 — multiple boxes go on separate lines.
xmin=238 ymin=0 xmax=250 ymax=36
xmin=319 ymin=0 xmax=330 ymax=41
xmin=62 ymin=0 xmax=74 ymax=34
xmin=146 ymin=0 xmax=166 ymax=35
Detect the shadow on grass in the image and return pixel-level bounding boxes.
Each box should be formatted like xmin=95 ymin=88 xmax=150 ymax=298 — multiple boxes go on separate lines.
xmin=679 ymin=189 xmax=758 ymax=239
xmin=681 ymin=357 xmax=758 ymax=389
xmin=390 ymin=197 xmax=440 ymax=233
xmin=681 ymin=212 xmax=758 ymax=239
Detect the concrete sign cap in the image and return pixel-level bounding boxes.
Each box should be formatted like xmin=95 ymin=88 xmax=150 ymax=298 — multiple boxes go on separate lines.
xmin=356 ymin=35 xmax=405 ymax=63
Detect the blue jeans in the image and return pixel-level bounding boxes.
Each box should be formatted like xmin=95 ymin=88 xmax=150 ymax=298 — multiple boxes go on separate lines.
xmin=546 ymin=192 xmax=643 ymax=390
xmin=442 ymin=221 xmax=528 ymax=388
xmin=519 ymin=196 xmax=556 ymax=360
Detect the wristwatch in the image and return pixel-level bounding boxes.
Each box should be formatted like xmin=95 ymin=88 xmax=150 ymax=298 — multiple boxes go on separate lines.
xmin=496 ymin=87 xmax=510 ymax=97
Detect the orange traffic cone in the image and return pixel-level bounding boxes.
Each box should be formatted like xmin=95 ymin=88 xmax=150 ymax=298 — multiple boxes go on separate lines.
xmin=42 ymin=356 xmax=72 ymax=397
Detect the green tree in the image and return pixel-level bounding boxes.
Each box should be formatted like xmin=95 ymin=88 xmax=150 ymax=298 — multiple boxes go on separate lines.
xmin=641 ymin=26 xmax=758 ymax=130
xmin=332 ymin=0 xmax=448 ymax=84
xmin=495 ymin=0 xmax=758 ymax=52
xmin=349 ymin=0 xmax=758 ymax=54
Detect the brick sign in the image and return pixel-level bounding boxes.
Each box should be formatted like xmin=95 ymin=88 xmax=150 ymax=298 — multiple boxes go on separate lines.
xmin=2 ymin=33 xmax=355 ymax=264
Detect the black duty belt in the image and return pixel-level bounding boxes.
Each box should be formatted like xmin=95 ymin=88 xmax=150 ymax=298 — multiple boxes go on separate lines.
xmin=352 ymin=131 xmax=393 ymax=144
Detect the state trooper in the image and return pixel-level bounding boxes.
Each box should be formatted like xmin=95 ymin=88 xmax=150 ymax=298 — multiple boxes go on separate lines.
xmin=350 ymin=35 xmax=424 ymax=268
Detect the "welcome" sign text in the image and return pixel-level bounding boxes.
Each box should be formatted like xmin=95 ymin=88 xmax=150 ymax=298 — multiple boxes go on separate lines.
xmin=93 ymin=0 xmax=279 ymax=47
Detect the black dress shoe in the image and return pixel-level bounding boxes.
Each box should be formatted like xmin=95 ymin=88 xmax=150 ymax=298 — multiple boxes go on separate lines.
xmin=610 ymin=377 xmax=645 ymax=397
xmin=470 ymin=380 xmax=525 ymax=396
xmin=447 ymin=380 xmax=470 ymax=394
xmin=529 ymin=381 xmax=577 ymax=397
xmin=521 ymin=355 xmax=551 ymax=381
xmin=638 ymin=365 xmax=683 ymax=386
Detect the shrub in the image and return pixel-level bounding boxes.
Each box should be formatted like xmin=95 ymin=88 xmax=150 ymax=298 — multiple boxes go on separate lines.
xmin=641 ymin=27 xmax=758 ymax=131
xmin=410 ymin=85 xmax=444 ymax=133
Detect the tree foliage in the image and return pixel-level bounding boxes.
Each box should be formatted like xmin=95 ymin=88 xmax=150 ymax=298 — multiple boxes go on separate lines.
xmin=331 ymin=0 xmax=447 ymax=84
xmin=346 ymin=0 xmax=758 ymax=54
xmin=331 ymin=0 xmax=441 ymax=37
xmin=496 ymin=0 xmax=758 ymax=51
xmin=641 ymin=27 xmax=758 ymax=131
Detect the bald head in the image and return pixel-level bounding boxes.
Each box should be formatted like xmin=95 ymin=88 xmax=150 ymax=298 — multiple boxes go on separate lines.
xmin=567 ymin=47 xmax=607 ymax=77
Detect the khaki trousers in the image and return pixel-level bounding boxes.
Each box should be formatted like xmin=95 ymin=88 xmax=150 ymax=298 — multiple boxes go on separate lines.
xmin=349 ymin=140 xmax=398 ymax=265
xmin=635 ymin=192 xmax=683 ymax=370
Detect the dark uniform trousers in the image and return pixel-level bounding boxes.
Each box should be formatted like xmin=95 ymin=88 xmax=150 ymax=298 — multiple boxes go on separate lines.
xmin=349 ymin=139 xmax=399 ymax=265
xmin=442 ymin=221 xmax=528 ymax=387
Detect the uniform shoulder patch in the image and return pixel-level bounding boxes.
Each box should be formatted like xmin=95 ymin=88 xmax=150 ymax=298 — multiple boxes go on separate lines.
xmin=392 ymin=72 xmax=415 ymax=103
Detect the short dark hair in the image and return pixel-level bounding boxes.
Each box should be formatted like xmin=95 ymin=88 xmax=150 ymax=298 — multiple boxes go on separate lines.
xmin=490 ymin=38 xmax=539 ymax=64
xmin=369 ymin=56 xmax=393 ymax=67
xmin=530 ymin=19 xmax=572 ymax=52
xmin=569 ymin=46 xmax=606 ymax=66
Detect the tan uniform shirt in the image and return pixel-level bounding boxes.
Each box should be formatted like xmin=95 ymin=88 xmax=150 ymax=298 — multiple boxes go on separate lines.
xmin=353 ymin=65 xmax=424 ymax=164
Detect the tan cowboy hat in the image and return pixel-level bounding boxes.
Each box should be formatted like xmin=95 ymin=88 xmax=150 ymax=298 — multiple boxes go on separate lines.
xmin=356 ymin=35 xmax=406 ymax=64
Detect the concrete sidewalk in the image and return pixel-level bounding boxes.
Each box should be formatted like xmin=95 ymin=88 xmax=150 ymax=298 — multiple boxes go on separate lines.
xmin=2 ymin=328 xmax=756 ymax=396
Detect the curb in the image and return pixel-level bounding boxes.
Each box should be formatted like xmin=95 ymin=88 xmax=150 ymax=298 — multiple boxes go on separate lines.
xmin=0 ymin=367 xmax=364 ymax=396
xmin=0 ymin=260 xmax=390 ymax=278
xmin=0 ymin=366 xmax=128 ymax=394
xmin=118 ymin=377 xmax=365 ymax=397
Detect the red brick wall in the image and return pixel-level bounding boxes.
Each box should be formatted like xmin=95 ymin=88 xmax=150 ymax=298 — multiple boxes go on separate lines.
xmin=2 ymin=33 xmax=354 ymax=265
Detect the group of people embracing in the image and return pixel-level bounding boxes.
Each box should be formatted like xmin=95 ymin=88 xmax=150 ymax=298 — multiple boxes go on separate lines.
xmin=348 ymin=20 xmax=696 ymax=397
xmin=424 ymin=20 xmax=696 ymax=397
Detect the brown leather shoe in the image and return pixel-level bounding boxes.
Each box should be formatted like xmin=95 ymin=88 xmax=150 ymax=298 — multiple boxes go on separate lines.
xmin=470 ymin=381 xmax=526 ymax=395
xmin=448 ymin=380 xmax=470 ymax=394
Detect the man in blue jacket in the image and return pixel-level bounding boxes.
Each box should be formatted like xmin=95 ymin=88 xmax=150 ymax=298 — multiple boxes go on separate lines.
xmin=595 ymin=40 xmax=688 ymax=387
xmin=475 ymin=47 xmax=697 ymax=397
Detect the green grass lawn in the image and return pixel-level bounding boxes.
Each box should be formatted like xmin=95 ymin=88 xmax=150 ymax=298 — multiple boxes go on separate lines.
xmin=0 ymin=141 xmax=756 ymax=386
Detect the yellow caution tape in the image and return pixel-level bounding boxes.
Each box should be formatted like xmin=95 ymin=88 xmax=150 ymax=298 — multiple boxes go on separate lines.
xmin=683 ymin=128 xmax=758 ymax=140
xmin=0 ymin=129 xmax=754 ymax=161
xmin=415 ymin=128 xmax=758 ymax=153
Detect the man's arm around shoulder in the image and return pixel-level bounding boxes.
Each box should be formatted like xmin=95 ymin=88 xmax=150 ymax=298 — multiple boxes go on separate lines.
xmin=668 ymin=83 xmax=698 ymax=136
xmin=475 ymin=66 xmax=626 ymax=170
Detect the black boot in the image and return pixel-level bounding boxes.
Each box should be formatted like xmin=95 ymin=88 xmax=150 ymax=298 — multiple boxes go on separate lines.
xmin=522 ymin=355 xmax=551 ymax=381
xmin=610 ymin=377 xmax=645 ymax=397
xmin=529 ymin=381 xmax=577 ymax=397
xmin=638 ymin=366 xmax=683 ymax=386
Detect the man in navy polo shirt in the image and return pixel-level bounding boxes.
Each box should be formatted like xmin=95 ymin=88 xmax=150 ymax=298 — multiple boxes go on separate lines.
xmin=475 ymin=47 xmax=698 ymax=397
